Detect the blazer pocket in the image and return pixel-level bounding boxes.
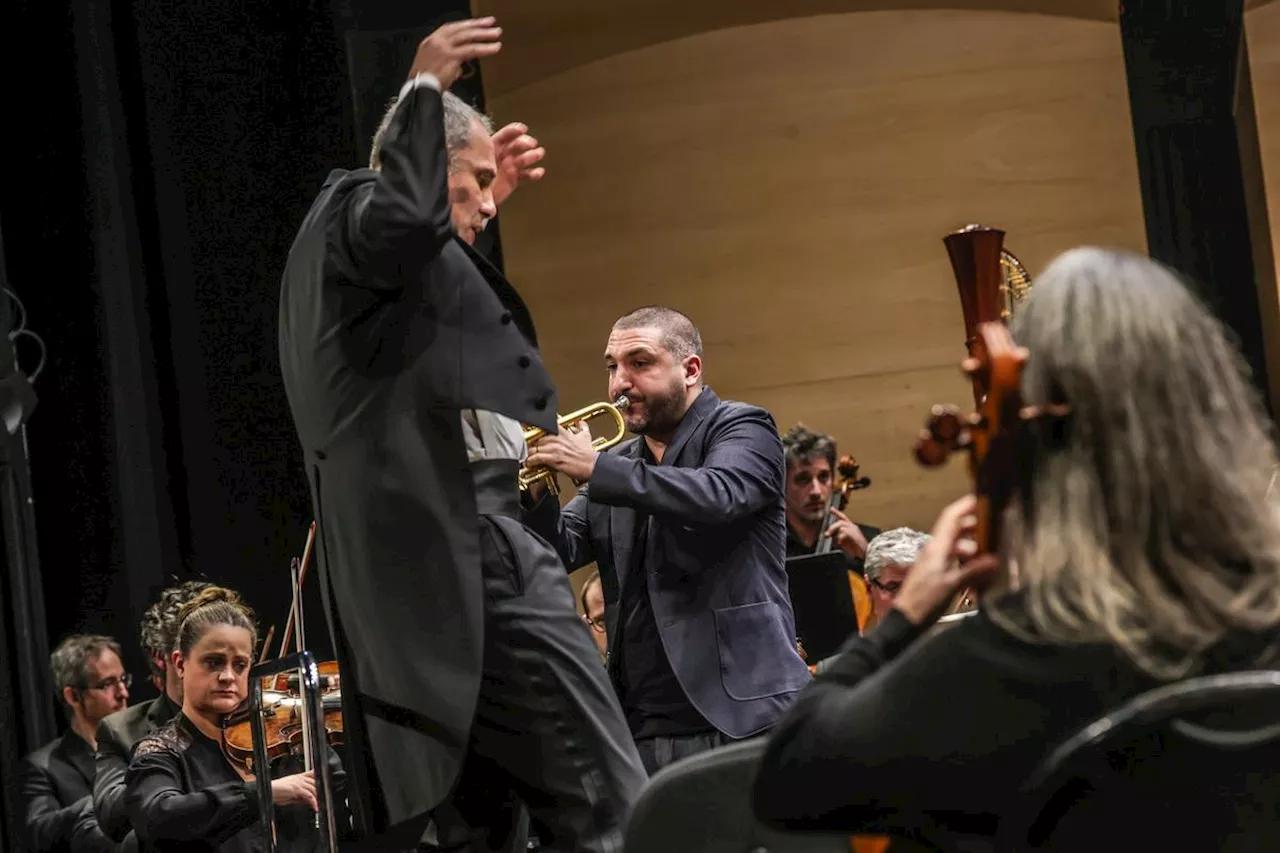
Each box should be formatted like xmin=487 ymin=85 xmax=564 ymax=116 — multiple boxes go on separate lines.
xmin=713 ymin=601 xmax=812 ymax=701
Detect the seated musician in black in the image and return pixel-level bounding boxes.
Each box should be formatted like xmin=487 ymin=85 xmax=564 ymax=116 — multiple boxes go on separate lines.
xmin=754 ymin=248 xmax=1280 ymax=848
xmin=781 ymin=424 xmax=879 ymax=566
xmin=781 ymin=424 xmax=881 ymax=637
xmin=125 ymin=586 xmax=341 ymax=852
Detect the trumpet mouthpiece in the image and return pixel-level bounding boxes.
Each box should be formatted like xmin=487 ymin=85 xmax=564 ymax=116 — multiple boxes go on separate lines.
xmin=614 ymin=395 xmax=630 ymax=410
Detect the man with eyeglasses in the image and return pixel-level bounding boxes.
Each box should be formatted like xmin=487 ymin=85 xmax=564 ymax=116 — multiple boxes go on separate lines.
xmin=21 ymin=634 xmax=130 ymax=852
xmin=861 ymin=528 xmax=930 ymax=630
xmin=808 ymin=528 xmax=931 ymax=677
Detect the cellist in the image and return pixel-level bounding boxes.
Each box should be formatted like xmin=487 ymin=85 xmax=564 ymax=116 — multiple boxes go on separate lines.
xmin=752 ymin=248 xmax=1280 ymax=848
xmin=781 ymin=424 xmax=879 ymax=632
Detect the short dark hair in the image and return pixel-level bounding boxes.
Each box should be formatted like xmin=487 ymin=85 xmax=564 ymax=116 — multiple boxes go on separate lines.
xmin=51 ymin=634 xmax=121 ymax=708
xmin=613 ymin=306 xmax=703 ymax=361
xmin=140 ymin=579 xmax=215 ymax=678
xmin=781 ymin=423 xmax=836 ymax=471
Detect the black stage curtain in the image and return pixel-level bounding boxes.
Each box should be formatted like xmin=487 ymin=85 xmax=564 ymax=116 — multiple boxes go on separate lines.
xmin=0 ymin=1 xmax=495 ymax=839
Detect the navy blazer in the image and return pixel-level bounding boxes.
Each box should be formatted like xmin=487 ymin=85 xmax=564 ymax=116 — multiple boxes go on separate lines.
xmin=529 ymin=387 xmax=811 ymax=739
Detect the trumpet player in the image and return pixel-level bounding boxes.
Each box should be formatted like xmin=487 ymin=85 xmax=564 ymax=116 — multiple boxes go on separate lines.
xmin=525 ymin=306 xmax=812 ymax=775
xmin=278 ymin=18 xmax=644 ymax=853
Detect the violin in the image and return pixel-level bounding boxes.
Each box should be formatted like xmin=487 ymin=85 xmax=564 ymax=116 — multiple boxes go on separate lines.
xmin=221 ymin=522 xmax=345 ymax=776
xmin=222 ymin=661 xmax=345 ymax=774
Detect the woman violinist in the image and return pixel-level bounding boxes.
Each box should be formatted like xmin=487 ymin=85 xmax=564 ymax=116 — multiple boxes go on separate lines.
xmin=124 ymin=586 xmax=343 ymax=852
xmin=752 ymin=248 xmax=1280 ymax=849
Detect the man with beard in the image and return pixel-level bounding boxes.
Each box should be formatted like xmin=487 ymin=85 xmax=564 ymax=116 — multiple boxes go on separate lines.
xmin=780 ymin=424 xmax=880 ymax=635
xmin=780 ymin=424 xmax=878 ymax=565
xmin=525 ymin=306 xmax=812 ymax=774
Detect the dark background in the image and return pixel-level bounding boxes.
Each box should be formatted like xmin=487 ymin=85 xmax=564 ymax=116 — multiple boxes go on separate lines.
xmin=0 ymin=0 xmax=1270 ymax=848
xmin=0 ymin=2 xmax=486 ymax=837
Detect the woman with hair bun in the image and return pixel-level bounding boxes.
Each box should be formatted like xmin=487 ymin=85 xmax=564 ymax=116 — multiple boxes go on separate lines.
xmin=125 ymin=586 xmax=343 ymax=852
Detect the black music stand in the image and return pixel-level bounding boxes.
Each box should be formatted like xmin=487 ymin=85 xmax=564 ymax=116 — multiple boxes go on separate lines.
xmin=785 ymin=552 xmax=860 ymax=662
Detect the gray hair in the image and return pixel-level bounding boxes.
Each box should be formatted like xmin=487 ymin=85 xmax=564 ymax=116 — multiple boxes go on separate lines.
xmin=864 ymin=528 xmax=931 ymax=582
xmin=994 ymin=246 xmax=1280 ymax=679
xmin=51 ymin=634 xmax=121 ymax=709
xmin=613 ymin=306 xmax=704 ymax=362
xmin=369 ymin=89 xmax=494 ymax=171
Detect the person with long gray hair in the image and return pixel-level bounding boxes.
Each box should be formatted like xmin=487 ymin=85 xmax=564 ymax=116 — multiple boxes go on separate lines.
xmin=753 ymin=247 xmax=1280 ymax=848
xmin=278 ymin=16 xmax=644 ymax=853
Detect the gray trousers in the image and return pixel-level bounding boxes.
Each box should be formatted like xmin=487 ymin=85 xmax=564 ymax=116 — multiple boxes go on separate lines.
xmin=420 ymin=511 xmax=647 ymax=853
xmin=633 ymin=731 xmax=735 ymax=777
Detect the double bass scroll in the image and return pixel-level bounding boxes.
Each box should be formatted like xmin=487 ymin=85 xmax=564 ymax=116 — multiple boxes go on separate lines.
xmin=914 ymin=323 xmax=1068 ymax=618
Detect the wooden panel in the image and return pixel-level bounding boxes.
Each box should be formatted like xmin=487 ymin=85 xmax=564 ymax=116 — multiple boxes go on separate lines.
xmin=493 ymin=8 xmax=1147 ymax=537
xmin=1244 ymin=3 xmax=1280 ymax=416
xmin=474 ymin=0 xmax=1280 ymax=97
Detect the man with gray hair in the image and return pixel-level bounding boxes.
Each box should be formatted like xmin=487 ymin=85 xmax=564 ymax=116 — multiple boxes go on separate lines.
xmin=863 ymin=527 xmax=931 ymax=629
xmin=807 ymin=528 xmax=931 ymax=676
xmin=21 ymin=634 xmax=129 ymax=852
xmin=279 ymin=16 xmax=644 ymax=853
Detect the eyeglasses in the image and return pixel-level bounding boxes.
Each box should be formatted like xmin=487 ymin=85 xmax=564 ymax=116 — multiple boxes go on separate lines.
xmin=84 ymin=673 xmax=132 ymax=692
xmin=869 ymin=579 xmax=902 ymax=596
xmin=582 ymin=613 xmax=606 ymax=634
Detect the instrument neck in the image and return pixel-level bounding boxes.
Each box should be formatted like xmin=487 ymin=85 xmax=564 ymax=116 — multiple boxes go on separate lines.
xmin=812 ymin=491 xmax=847 ymax=555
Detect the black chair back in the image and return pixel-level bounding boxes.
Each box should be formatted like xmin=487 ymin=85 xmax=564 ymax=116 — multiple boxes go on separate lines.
xmin=1007 ymin=670 xmax=1280 ymax=852
xmin=624 ymin=738 xmax=850 ymax=853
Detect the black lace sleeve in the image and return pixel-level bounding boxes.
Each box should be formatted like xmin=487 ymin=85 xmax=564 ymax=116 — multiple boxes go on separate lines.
xmin=124 ymin=736 xmax=259 ymax=846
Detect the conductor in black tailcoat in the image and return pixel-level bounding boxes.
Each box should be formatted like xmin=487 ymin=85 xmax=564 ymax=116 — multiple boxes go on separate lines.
xmin=278 ymin=18 xmax=645 ymax=852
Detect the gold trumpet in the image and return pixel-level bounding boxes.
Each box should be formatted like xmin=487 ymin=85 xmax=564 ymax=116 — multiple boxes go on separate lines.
xmin=519 ymin=396 xmax=630 ymax=495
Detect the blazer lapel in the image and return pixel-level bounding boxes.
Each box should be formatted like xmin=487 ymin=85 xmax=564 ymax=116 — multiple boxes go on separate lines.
xmin=660 ymin=387 xmax=719 ymax=467
xmin=457 ymin=237 xmax=539 ymax=346
xmin=58 ymin=732 xmax=96 ymax=790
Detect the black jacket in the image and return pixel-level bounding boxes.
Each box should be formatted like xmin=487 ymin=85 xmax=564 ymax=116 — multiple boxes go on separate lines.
xmin=21 ymin=729 xmax=115 ymax=852
xmin=278 ymin=79 xmax=557 ymax=832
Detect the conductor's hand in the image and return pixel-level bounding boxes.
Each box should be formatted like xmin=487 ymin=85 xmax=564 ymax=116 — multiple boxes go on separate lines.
xmin=892 ymin=494 xmax=999 ymax=628
xmin=271 ymin=771 xmax=317 ymax=812
xmin=409 ymin=17 xmax=502 ymax=90
xmin=492 ymin=123 xmax=546 ymax=206
xmin=527 ymin=423 xmax=597 ymax=484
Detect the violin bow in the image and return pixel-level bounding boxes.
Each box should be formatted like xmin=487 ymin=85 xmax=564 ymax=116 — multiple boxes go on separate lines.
xmin=278 ymin=521 xmax=317 ymax=659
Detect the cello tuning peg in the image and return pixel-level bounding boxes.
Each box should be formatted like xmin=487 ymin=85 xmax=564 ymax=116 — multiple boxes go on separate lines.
xmin=926 ymin=406 xmax=963 ymax=443
xmin=914 ymin=435 xmax=949 ymax=467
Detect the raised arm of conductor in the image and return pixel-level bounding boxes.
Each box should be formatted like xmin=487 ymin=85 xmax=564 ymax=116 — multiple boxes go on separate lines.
xmin=331 ymin=17 xmax=503 ymax=276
